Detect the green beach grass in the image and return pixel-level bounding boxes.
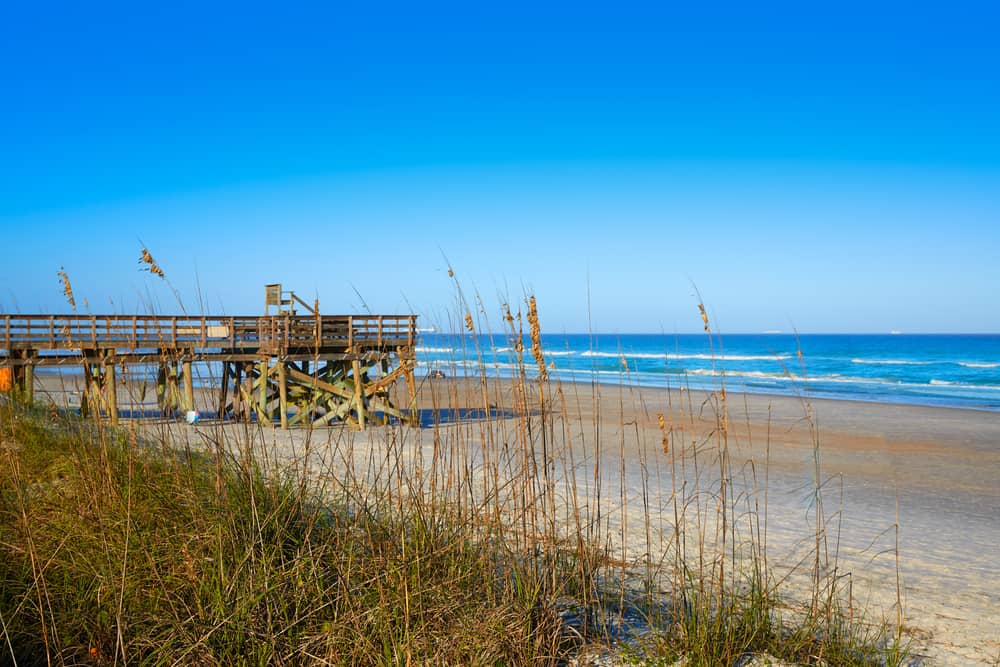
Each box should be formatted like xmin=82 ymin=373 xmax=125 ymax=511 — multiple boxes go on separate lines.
xmin=0 ymin=293 xmax=910 ymax=666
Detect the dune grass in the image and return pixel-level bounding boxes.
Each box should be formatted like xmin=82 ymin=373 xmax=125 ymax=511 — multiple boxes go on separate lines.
xmin=0 ymin=292 xmax=910 ymax=666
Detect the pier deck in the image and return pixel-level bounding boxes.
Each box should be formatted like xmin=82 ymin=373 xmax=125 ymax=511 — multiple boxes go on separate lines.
xmin=1 ymin=312 xmax=418 ymax=429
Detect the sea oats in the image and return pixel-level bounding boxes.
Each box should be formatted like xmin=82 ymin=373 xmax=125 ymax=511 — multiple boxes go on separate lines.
xmin=139 ymin=247 xmax=165 ymax=278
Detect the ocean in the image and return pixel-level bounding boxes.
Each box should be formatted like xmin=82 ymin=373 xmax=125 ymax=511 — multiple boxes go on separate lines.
xmin=416 ymin=333 xmax=1000 ymax=412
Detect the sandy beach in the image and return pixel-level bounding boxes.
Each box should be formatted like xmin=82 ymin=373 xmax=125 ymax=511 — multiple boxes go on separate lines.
xmin=30 ymin=371 xmax=1000 ymax=665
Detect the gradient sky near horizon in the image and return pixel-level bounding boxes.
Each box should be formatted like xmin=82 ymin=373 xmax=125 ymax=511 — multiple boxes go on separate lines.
xmin=2 ymin=1 xmax=998 ymax=333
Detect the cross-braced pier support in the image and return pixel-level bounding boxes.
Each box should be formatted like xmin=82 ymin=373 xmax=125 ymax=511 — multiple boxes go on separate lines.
xmin=80 ymin=351 xmax=122 ymax=425
xmin=217 ymin=351 xmax=417 ymax=429
xmin=1 ymin=294 xmax=419 ymax=430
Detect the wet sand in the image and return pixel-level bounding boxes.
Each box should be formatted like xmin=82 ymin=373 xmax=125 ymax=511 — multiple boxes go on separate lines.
xmin=29 ymin=372 xmax=1000 ymax=664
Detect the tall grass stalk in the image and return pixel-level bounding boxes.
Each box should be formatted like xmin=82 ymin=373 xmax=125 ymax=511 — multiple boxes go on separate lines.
xmin=0 ymin=289 xmax=909 ymax=665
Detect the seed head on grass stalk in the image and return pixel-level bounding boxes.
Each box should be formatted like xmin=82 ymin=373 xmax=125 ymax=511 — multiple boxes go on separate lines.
xmin=137 ymin=245 xmax=188 ymax=314
xmin=527 ymin=296 xmax=547 ymax=382
xmin=57 ymin=267 xmax=76 ymax=311
xmin=698 ymin=303 xmax=710 ymax=333
xmin=138 ymin=248 xmax=164 ymax=278
xmin=657 ymin=412 xmax=669 ymax=454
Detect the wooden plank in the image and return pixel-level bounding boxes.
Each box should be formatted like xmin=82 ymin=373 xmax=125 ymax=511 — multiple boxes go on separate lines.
xmin=363 ymin=361 xmax=408 ymax=397
xmin=285 ymin=366 xmax=356 ymax=401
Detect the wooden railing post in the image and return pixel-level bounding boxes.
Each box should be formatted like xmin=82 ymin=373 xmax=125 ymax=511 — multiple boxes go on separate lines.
xmin=106 ymin=353 xmax=118 ymax=426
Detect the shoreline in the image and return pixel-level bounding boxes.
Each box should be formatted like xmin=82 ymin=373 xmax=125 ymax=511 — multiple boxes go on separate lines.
xmin=31 ymin=364 xmax=1000 ymax=416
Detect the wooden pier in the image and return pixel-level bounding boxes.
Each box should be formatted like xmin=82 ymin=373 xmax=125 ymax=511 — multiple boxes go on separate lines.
xmin=0 ymin=287 xmax=418 ymax=429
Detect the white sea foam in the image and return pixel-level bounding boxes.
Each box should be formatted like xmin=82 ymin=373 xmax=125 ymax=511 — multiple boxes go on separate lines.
xmin=851 ymin=358 xmax=932 ymax=366
xmin=579 ymin=351 xmax=790 ymax=361
xmin=579 ymin=351 xmax=664 ymax=359
xmin=926 ymin=380 xmax=1000 ymax=391
xmin=959 ymin=362 xmax=1000 ymax=369
xmin=491 ymin=347 xmax=575 ymax=357
xmin=415 ymin=346 xmax=456 ymax=353
xmin=697 ymin=353 xmax=792 ymax=361
xmin=686 ymin=369 xmax=910 ymax=386
xmin=687 ymin=369 xmax=800 ymax=382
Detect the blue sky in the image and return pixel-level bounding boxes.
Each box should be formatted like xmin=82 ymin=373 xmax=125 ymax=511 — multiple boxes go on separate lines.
xmin=1 ymin=1 xmax=998 ymax=333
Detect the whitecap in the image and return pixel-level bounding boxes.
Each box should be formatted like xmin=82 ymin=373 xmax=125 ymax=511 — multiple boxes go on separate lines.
xmin=851 ymin=358 xmax=932 ymax=366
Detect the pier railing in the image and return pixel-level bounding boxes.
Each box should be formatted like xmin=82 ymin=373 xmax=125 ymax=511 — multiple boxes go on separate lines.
xmin=0 ymin=314 xmax=417 ymax=357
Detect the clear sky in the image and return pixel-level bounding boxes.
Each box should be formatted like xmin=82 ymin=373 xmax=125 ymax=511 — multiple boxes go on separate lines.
xmin=2 ymin=1 xmax=998 ymax=333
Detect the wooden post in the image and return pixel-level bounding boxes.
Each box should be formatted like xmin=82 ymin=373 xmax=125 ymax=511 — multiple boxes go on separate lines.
xmin=244 ymin=362 xmax=254 ymax=422
xmin=182 ymin=357 xmax=194 ymax=413
xmin=23 ymin=356 xmax=34 ymax=404
xmin=277 ymin=359 xmax=288 ymax=430
xmin=156 ymin=362 xmax=167 ymax=414
xmin=106 ymin=359 xmax=118 ymax=425
xmin=232 ymin=362 xmax=243 ymax=420
xmin=83 ymin=362 xmax=99 ymax=419
xmin=404 ymin=360 xmax=417 ymax=423
xmin=352 ymin=358 xmax=366 ymax=429
xmin=258 ymin=359 xmax=270 ymax=426
xmin=80 ymin=363 xmax=89 ymax=418
xmin=218 ymin=361 xmax=229 ymax=420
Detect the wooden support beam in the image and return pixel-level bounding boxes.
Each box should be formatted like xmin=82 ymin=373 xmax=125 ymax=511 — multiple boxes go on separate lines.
xmin=404 ymin=361 xmax=417 ymax=424
xmin=232 ymin=362 xmax=243 ymax=420
xmin=363 ymin=361 xmax=409 ymax=397
xmin=156 ymin=362 xmax=167 ymax=414
xmin=82 ymin=361 xmax=101 ymax=419
xmin=352 ymin=358 xmax=365 ymax=430
xmin=80 ymin=363 xmax=90 ymax=418
xmin=277 ymin=360 xmax=288 ymax=430
xmin=182 ymin=357 xmax=194 ymax=413
xmin=243 ymin=362 xmax=254 ymax=422
xmin=23 ymin=357 xmax=34 ymax=403
xmin=218 ymin=361 xmax=230 ymax=420
xmin=285 ymin=366 xmax=356 ymax=401
xmin=257 ymin=359 xmax=272 ymax=426
xmin=106 ymin=359 xmax=118 ymax=425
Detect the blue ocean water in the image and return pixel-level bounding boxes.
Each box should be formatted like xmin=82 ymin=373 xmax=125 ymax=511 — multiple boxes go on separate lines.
xmin=416 ymin=333 xmax=1000 ymax=412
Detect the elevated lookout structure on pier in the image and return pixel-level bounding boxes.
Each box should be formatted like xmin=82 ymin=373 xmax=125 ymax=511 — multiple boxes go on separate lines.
xmin=0 ymin=285 xmax=418 ymax=429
